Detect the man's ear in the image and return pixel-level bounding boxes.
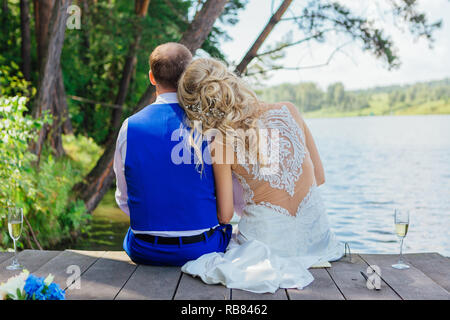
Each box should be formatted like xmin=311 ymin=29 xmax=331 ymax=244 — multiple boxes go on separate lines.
xmin=149 ymin=71 xmax=156 ymax=86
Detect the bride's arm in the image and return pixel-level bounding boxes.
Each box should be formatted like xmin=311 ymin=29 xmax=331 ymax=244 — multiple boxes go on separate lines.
xmin=303 ymin=123 xmax=325 ymax=186
xmin=212 ymin=163 xmax=234 ymax=224
xmin=283 ymin=102 xmax=325 ymax=186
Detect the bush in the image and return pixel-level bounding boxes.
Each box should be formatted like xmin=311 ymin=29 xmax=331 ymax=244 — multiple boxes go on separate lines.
xmin=0 ymin=63 xmax=95 ymax=249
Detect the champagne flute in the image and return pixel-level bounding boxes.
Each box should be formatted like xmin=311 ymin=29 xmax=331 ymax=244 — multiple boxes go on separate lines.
xmin=6 ymin=207 xmax=23 ymax=270
xmin=392 ymin=209 xmax=410 ymax=270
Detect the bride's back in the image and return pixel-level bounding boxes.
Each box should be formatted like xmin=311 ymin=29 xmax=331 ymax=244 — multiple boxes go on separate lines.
xmin=232 ymin=101 xmax=320 ymax=217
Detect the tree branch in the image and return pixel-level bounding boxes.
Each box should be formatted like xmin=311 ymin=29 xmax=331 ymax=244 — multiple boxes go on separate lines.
xmin=245 ymin=41 xmax=352 ymax=77
xmin=23 ymin=214 xmax=43 ymax=250
xmin=68 ymin=95 xmax=126 ymax=109
xmin=255 ymin=28 xmax=335 ymax=58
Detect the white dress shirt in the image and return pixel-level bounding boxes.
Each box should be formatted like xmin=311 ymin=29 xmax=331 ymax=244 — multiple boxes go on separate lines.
xmin=113 ymin=92 xmax=217 ymax=236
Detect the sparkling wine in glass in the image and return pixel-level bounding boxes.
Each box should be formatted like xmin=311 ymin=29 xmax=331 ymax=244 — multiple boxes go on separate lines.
xmin=392 ymin=209 xmax=410 ymax=270
xmin=6 ymin=208 xmax=23 ymax=270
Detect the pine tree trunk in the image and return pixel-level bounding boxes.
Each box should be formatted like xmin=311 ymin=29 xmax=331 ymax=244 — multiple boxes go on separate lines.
xmin=33 ymin=0 xmax=73 ymax=156
xmin=234 ymin=0 xmax=293 ymax=75
xmin=74 ymin=0 xmax=230 ymax=213
xmin=56 ymin=67 xmax=73 ymax=134
xmin=33 ymin=0 xmax=54 ymax=67
xmin=32 ymin=0 xmax=71 ymax=162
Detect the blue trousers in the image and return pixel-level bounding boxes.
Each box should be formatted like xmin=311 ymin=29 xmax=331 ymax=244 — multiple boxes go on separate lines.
xmin=123 ymin=224 xmax=232 ymax=266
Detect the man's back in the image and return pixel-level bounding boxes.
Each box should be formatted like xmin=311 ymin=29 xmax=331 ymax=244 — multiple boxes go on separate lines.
xmin=114 ymin=93 xmax=231 ymax=266
xmin=125 ymin=101 xmax=218 ymax=232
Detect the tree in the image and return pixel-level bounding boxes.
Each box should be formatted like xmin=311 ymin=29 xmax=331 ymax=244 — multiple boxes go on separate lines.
xmin=73 ymin=0 xmax=230 ymax=213
xmin=33 ymin=0 xmax=73 ymax=135
xmin=32 ymin=0 xmax=72 ymax=162
xmin=243 ymin=0 xmax=441 ymax=78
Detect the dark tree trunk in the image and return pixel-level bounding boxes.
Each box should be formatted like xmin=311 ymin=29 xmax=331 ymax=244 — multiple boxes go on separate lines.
xmin=32 ymin=0 xmax=71 ymax=162
xmin=56 ymin=67 xmax=73 ymax=134
xmin=136 ymin=0 xmax=229 ymax=108
xmin=33 ymin=0 xmax=54 ymax=66
xmin=109 ymin=0 xmax=151 ymax=136
xmin=74 ymin=0 xmax=229 ymax=213
xmin=109 ymin=36 xmax=140 ymax=132
xmin=33 ymin=0 xmax=73 ymax=146
xmin=20 ymin=0 xmax=32 ymax=81
xmin=178 ymin=0 xmax=228 ymax=53
xmin=234 ymin=0 xmax=293 ymax=75
xmin=79 ymin=0 xmax=92 ymax=133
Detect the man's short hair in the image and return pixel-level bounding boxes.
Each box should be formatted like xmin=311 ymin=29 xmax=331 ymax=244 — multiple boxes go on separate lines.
xmin=149 ymin=42 xmax=193 ymax=89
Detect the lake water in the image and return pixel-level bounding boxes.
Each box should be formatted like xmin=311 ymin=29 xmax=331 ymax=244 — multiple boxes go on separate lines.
xmin=305 ymin=115 xmax=450 ymax=257
xmin=76 ymin=115 xmax=450 ymax=257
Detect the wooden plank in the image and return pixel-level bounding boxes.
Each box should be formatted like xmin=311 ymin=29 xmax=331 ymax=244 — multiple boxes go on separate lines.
xmin=0 ymin=252 xmax=14 ymax=264
xmin=116 ymin=265 xmax=181 ymax=300
xmin=287 ymin=268 xmax=345 ymax=300
xmin=33 ymin=250 xmax=105 ymax=290
xmin=360 ymin=254 xmax=450 ymax=300
xmin=174 ymin=273 xmax=230 ymax=300
xmin=404 ymin=253 xmax=450 ymax=292
xmin=231 ymin=288 xmax=288 ymax=300
xmin=0 ymin=250 xmax=61 ymax=283
xmin=326 ymin=254 xmax=400 ymax=300
xmin=65 ymin=251 xmax=137 ymax=300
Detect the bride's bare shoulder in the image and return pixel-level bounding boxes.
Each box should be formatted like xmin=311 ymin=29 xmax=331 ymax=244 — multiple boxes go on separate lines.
xmin=258 ymin=101 xmax=305 ymax=124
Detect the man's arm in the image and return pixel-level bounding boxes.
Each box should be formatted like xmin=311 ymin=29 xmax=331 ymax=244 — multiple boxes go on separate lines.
xmin=113 ymin=119 xmax=130 ymax=216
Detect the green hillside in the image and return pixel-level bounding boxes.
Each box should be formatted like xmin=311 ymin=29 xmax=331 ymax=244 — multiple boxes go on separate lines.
xmin=256 ymin=78 xmax=450 ymax=118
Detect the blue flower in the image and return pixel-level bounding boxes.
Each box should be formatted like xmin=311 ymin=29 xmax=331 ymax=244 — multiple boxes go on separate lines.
xmin=23 ymin=274 xmax=65 ymax=300
xmin=45 ymin=283 xmax=65 ymax=300
xmin=24 ymin=274 xmax=46 ymax=300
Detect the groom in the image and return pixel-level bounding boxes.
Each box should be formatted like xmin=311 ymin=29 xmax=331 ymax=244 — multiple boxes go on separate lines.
xmin=113 ymin=42 xmax=232 ymax=266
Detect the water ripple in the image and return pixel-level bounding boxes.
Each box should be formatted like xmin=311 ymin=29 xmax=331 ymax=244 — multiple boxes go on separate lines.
xmin=307 ymin=115 xmax=450 ymax=257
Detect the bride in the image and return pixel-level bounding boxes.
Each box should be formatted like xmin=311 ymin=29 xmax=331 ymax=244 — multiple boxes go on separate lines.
xmin=177 ymin=58 xmax=344 ymax=293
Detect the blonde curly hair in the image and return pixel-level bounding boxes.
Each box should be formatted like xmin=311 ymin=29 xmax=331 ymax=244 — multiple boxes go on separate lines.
xmin=177 ymin=58 xmax=262 ymax=167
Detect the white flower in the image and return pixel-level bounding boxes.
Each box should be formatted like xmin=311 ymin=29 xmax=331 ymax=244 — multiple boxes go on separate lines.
xmin=44 ymin=274 xmax=54 ymax=286
xmin=18 ymin=97 xmax=27 ymax=106
xmin=0 ymin=270 xmax=29 ymax=300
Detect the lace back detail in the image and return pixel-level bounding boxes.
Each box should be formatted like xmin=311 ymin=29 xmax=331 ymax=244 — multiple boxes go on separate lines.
xmin=239 ymin=105 xmax=306 ymax=197
xmin=233 ymin=105 xmax=317 ymax=218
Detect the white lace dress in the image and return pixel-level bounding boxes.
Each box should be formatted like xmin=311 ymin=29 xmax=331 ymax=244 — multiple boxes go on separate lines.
xmin=181 ymin=105 xmax=344 ymax=293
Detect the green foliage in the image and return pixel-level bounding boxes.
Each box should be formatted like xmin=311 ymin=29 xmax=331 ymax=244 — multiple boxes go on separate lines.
xmin=0 ymin=94 xmax=91 ymax=249
xmin=26 ymin=153 xmax=90 ymax=247
xmin=0 ymin=57 xmax=35 ymax=98
xmin=0 ymin=96 xmax=39 ymax=213
xmin=62 ymin=134 xmax=103 ymax=174
xmin=0 ymin=63 xmax=98 ymax=249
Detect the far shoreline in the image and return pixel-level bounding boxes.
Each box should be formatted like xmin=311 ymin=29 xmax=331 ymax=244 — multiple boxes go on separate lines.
xmin=303 ymin=112 xmax=450 ymax=119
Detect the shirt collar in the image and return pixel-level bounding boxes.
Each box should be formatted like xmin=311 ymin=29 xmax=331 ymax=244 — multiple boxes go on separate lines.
xmin=154 ymin=92 xmax=179 ymax=105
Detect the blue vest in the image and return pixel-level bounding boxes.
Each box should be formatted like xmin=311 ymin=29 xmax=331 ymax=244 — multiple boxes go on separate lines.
xmin=125 ymin=102 xmax=219 ymax=231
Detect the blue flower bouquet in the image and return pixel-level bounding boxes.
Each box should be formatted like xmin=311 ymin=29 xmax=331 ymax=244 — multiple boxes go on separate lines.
xmin=0 ymin=270 xmax=65 ymax=300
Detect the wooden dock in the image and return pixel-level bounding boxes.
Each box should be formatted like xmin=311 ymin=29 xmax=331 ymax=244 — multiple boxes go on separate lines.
xmin=0 ymin=250 xmax=449 ymax=300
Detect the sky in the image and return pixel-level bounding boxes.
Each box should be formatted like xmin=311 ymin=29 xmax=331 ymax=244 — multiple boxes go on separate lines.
xmin=218 ymin=0 xmax=450 ymax=90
